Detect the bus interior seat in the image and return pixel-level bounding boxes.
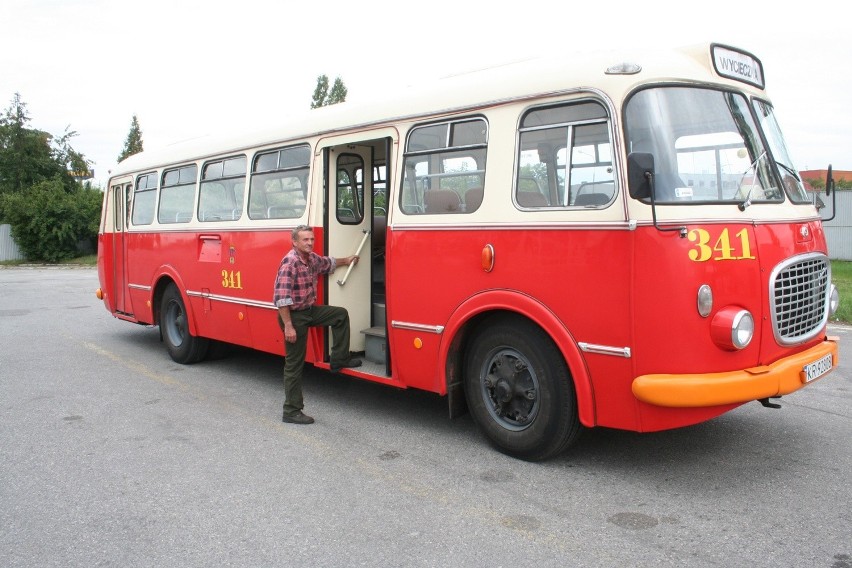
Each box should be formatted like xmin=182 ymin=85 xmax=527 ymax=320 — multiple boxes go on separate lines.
xmin=573 ymin=193 xmax=610 ymax=206
xmin=267 ymin=206 xmax=296 ymax=219
xmin=464 ymin=187 xmax=483 ymax=212
xmin=424 ymin=190 xmax=461 ymax=213
xmin=517 ymin=191 xmax=549 ymax=207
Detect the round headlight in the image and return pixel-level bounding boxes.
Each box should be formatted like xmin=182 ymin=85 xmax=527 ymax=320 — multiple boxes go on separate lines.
xmin=731 ymin=311 xmax=754 ymax=349
xmin=829 ymin=284 xmax=839 ymax=317
xmin=711 ymin=307 xmax=754 ymax=351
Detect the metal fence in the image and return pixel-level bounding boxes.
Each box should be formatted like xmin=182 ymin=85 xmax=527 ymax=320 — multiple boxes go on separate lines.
xmin=0 ymin=224 xmax=23 ymax=261
xmin=823 ymin=191 xmax=852 ymax=261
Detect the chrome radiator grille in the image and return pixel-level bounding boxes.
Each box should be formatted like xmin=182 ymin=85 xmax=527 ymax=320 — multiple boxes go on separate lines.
xmin=771 ymin=254 xmax=830 ymax=345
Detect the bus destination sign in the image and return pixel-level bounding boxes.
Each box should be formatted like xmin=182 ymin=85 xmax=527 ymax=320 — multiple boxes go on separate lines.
xmin=711 ymin=44 xmax=765 ymax=89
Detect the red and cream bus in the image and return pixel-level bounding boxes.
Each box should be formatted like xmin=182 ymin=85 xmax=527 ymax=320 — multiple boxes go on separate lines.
xmin=97 ymin=42 xmax=840 ymax=460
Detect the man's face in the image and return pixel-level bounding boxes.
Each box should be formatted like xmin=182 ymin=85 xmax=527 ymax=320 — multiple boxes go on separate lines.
xmin=293 ymin=230 xmax=315 ymax=255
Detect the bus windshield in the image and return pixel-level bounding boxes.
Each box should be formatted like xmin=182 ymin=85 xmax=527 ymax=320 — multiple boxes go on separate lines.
xmin=751 ymin=99 xmax=810 ymax=203
xmin=625 ymin=86 xmax=786 ymax=205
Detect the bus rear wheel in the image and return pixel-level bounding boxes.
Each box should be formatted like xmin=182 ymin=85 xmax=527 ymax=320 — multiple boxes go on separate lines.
xmin=160 ymin=283 xmax=209 ymax=364
xmin=464 ymin=316 xmax=580 ymax=461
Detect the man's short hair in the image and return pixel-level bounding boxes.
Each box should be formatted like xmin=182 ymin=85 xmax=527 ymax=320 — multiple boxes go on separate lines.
xmin=291 ymin=224 xmax=313 ymax=240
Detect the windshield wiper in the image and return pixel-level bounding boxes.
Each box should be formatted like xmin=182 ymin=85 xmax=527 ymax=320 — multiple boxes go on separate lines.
xmin=776 ymin=162 xmax=800 ymax=181
xmin=738 ymin=151 xmax=767 ymax=211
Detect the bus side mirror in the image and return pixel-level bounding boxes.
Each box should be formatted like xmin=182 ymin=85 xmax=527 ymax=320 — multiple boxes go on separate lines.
xmin=627 ymin=152 xmax=655 ymax=200
xmin=826 ymin=164 xmax=835 ymax=196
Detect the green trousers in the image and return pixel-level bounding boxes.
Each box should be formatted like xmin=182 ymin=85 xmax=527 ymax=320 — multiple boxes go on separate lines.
xmin=279 ymin=305 xmax=351 ymax=416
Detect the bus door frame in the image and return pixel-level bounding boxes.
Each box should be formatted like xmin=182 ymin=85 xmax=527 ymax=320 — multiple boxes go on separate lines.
xmin=111 ymin=181 xmax=132 ymax=316
xmin=317 ymin=130 xmax=397 ymax=364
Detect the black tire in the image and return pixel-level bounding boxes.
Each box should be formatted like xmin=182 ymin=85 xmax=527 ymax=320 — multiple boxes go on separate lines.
xmin=160 ymin=283 xmax=209 ymax=364
xmin=464 ymin=316 xmax=580 ymax=461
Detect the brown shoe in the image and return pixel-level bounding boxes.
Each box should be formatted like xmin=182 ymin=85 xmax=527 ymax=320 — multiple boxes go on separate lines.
xmin=282 ymin=410 xmax=314 ymax=424
xmin=331 ymin=358 xmax=362 ymax=373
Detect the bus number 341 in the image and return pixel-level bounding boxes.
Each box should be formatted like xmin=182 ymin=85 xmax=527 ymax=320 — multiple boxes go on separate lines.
xmin=688 ymin=228 xmax=755 ymax=262
xmin=222 ymin=270 xmax=243 ymax=289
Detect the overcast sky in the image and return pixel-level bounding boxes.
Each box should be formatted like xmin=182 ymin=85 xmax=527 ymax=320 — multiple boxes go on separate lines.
xmin=3 ymin=0 xmax=850 ymax=186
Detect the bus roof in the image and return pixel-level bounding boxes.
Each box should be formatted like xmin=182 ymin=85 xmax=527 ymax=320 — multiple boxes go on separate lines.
xmin=111 ymin=42 xmax=766 ymax=179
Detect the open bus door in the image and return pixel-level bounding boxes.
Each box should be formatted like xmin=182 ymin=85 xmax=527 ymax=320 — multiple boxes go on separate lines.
xmin=321 ymin=134 xmax=394 ymax=375
xmin=110 ymin=181 xmax=132 ymax=316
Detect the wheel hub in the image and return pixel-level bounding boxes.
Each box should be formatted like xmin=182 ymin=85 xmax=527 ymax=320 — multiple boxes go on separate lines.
xmin=481 ymin=350 xmax=540 ymax=430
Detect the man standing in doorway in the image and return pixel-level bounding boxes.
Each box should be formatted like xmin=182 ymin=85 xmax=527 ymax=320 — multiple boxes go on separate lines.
xmin=274 ymin=224 xmax=362 ymax=424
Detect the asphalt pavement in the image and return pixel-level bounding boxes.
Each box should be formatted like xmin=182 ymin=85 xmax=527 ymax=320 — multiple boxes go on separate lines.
xmin=1 ymin=267 xmax=850 ymax=567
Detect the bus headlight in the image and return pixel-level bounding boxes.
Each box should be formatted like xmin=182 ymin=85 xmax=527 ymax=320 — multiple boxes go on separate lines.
xmin=711 ymin=307 xmax=754 ymax=351
xmin=829 ymin=284 xmax=839 ymax=317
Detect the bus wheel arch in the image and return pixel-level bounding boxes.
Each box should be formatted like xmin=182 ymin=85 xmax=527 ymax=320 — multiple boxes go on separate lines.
xmin=156 ymin=280 xmax=209 ymax=364
xmin=460 ymin=311 xmax=582 ymax=461
xmin=441 ymin=291 xmax=596 ymax=429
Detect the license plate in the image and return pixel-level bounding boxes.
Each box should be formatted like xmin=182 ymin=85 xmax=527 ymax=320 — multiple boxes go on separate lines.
xmin=803 ymin=353 xmax=833 ymax=383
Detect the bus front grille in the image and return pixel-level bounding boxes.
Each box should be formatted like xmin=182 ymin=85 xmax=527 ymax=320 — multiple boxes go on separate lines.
xmin=770 ymin=253 xmax=830 ymax=345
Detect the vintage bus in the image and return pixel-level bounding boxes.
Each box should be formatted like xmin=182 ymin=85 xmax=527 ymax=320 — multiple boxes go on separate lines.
xmin=97 ymin=42 xmax=840 ymax=460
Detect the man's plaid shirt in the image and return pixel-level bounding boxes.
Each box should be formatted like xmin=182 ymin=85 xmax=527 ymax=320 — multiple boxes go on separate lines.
xmin=273 ymin=248 xmax=336 ymax=311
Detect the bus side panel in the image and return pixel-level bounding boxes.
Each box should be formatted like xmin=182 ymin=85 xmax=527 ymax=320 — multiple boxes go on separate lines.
xmin=122 ymin=226 xmax=324 ymax=360
xmin=387 ymin=226 xmax=640 ymax=429
xmin=208 ymin=227 xmax=298 ymax=358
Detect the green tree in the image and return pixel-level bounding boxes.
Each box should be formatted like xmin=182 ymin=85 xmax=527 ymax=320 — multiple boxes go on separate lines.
xmin=311 ymin=75 xmax=330 ymax=109
xmin=310 ymin=75 xmax=347 ymax=109
xmin=328 ymin=77 xmax=348 ymax=105
xmin=0 ymin=92 xmax=98 ymax=260
xmin=0 ymin=92 xmax=72 ymax=194
xmin=117 ymin=114 xmax=144 ymax=162
xmin=55 ymin=126 xmax=91 ymax=176
xmin=0 ymin=177 xmax=102 ymax=261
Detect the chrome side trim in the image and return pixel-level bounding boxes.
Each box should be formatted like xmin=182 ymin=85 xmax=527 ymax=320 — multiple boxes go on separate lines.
xmin=128 ymin=283 xmax=151 ymax=291
xmin=578 ymin=342 xmax=632 ymax=358
xmin=391 ymin=320 xmax=445 ymax=334
xmin=186 ymin=289 xmax=275 ymax=310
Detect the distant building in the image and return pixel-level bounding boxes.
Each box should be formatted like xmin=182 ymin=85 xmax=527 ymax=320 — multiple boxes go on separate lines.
xmin=800 ymin=169 xmax=852 ymax=184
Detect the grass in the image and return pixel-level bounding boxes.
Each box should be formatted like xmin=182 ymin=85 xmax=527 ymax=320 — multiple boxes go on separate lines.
xmin=831 ymin=260 xmax=852 ymax=325
xmin=0 ymin=254 xmax=97 ymax=267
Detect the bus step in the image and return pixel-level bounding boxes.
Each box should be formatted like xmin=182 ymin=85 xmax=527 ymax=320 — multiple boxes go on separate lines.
xmin=372 ymin=302 xmax=386 ymax=328
xmin=361 ymin=326 xmax=386 ymax=364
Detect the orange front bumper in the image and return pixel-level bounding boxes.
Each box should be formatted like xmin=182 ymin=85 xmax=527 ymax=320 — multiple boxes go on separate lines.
xmin=632 ymin=339 xmax=839 ymax=408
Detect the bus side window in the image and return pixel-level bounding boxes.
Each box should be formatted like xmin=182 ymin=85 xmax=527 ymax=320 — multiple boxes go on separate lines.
xmin=337 ymin=153 xmax=364 ymax=224
xmin=159 ymin=164 xmax=198 ymax=224
xmin=401 ymin=118 xmax=488 ymax=215
xmin=516 ymin=100 xmax=614 ymax=209
xmin=132 ymin=172 xmax=157 ymax=225
xmin=249 ymin=145 xmax=310 ymax=220
xmin=199 ymin=155 xmax=247 ymax=222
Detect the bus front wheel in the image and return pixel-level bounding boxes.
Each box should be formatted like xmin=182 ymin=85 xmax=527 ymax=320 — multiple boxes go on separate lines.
xmin=160 ymin=283 xmax=209 ymax=364
xmin=464 ymin=317 xmax=580 ymax=461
